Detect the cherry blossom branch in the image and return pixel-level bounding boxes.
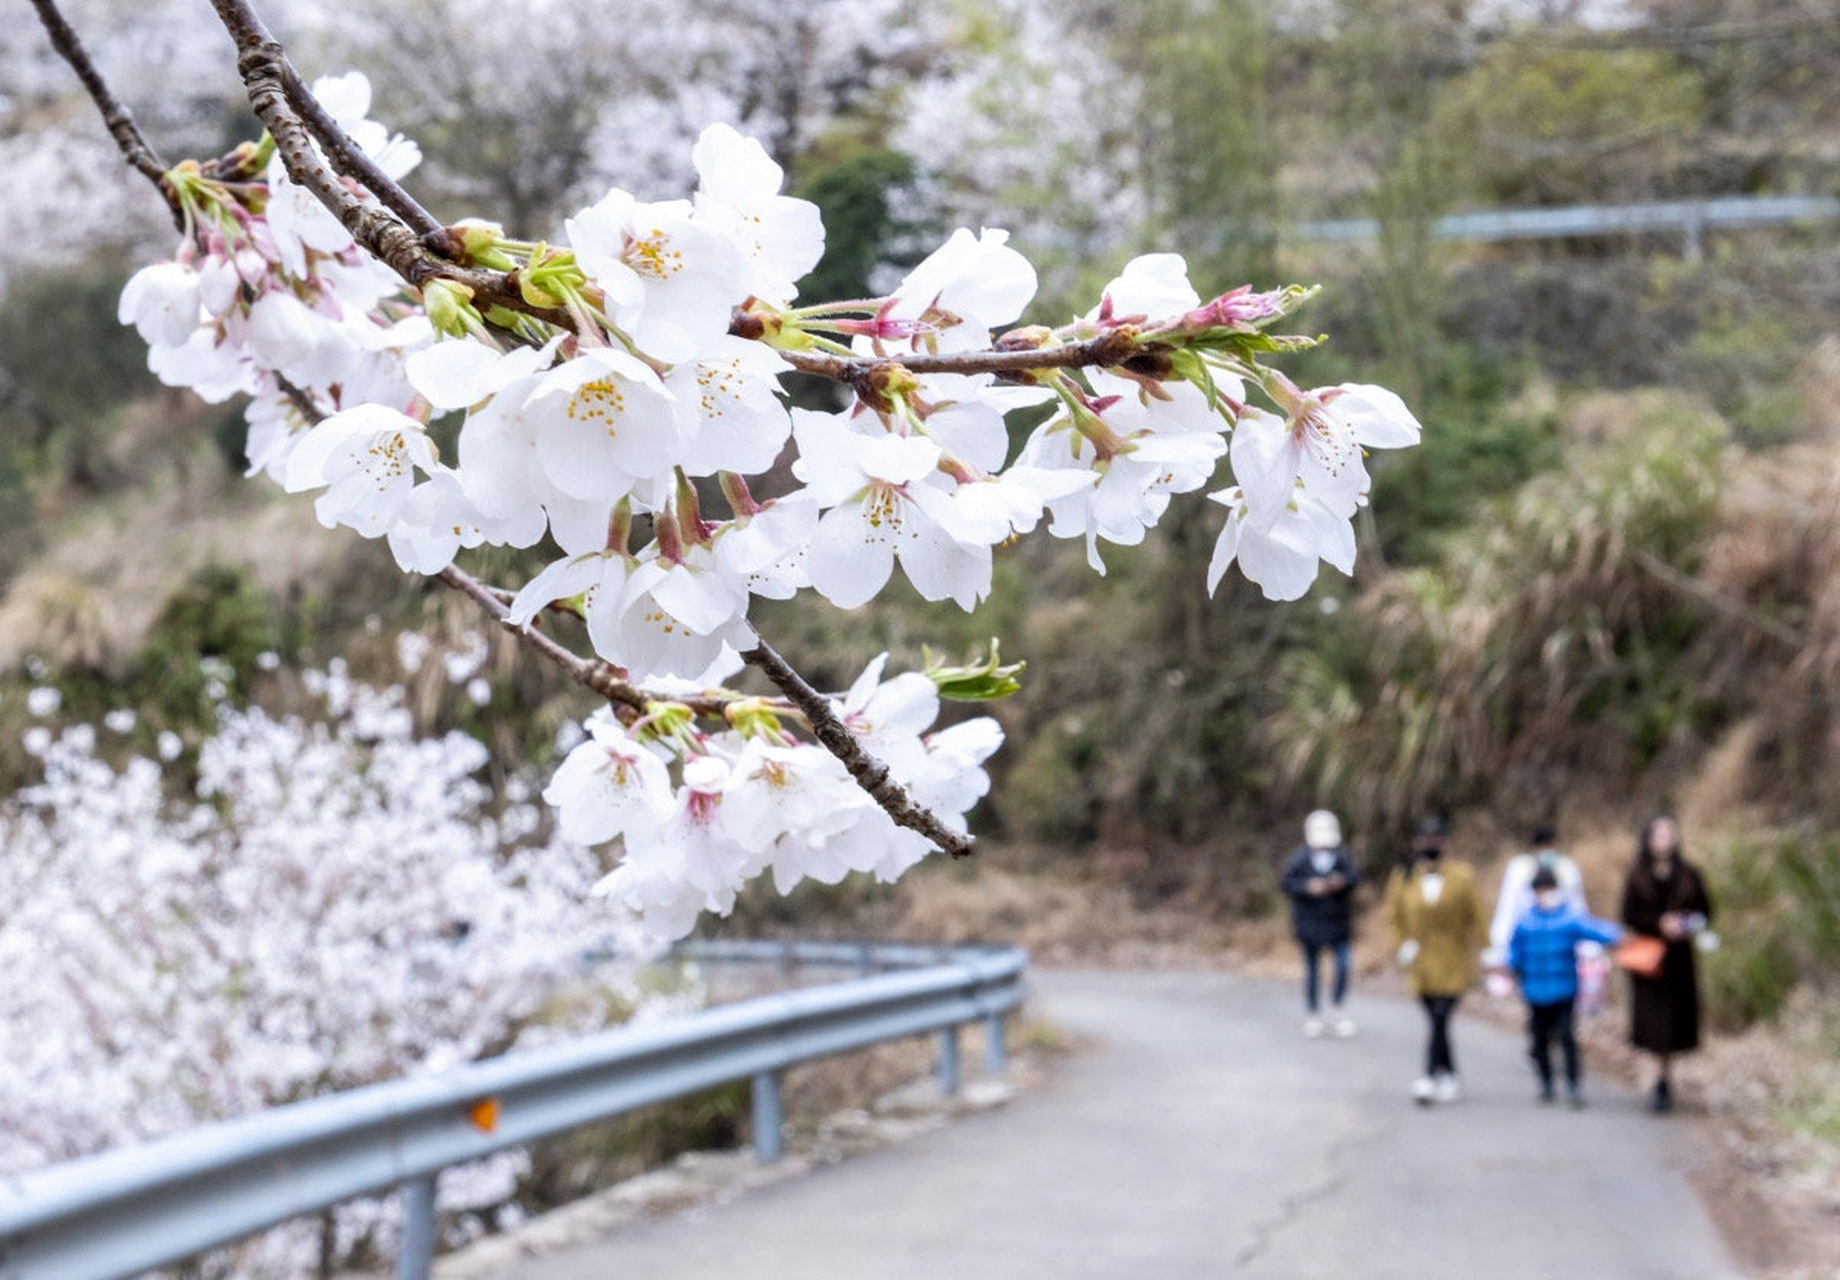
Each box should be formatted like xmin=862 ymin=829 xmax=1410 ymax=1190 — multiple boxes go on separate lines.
xmin=28 ymin=0 xmax=181 ymax=225
xmin=777 ymin=327 xmax=1146 ymax=386
xmin=59 ymin=0 xmax=983 ymax=863
xmin=742 ymin=640 xmax=976 ymax=860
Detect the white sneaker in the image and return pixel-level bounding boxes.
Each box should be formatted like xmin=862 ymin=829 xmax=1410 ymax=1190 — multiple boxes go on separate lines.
xmin=1303 ymin=1016 xmax=1325 ymax=1038
xmin=1433 ymin=1074 xmax=1462 ymax=1103
xmin=1331 ymin=1015 xmax=1357 ymax=1038
xmin=1412 ymin=1076 xmax=1436 ymax=1106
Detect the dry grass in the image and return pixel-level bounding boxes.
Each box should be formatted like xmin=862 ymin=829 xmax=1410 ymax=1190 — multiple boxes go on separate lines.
xmin=1687 ymin=990 xmax=1840 ymax=1278
xmin=877 ymin=859 xmax=1242 ymax=968
xmin=0 ymin=475 xmax=352 ymax=672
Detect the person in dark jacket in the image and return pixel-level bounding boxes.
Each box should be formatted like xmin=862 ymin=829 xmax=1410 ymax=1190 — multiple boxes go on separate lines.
xmin=1281 ymin=809 xmax=1361 ymax=1038
xmin=1619 ymin=814 xmax=1715 ymax=1113
xmin=1509 ymin=866 xmax=1623 ymax=1107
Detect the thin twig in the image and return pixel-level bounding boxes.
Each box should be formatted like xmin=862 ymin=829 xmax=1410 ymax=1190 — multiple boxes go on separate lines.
xmin=28 ymin=0 xmax=181 ymax=224
xmin=743 ymin=639 xmax=976 ymax=859
xmin=777 ymin=328 xmax=1147 ymax=392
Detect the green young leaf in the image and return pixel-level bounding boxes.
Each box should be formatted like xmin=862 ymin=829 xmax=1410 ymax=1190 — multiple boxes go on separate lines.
xmin=924 ymin=639 xmax=1026 ymax=701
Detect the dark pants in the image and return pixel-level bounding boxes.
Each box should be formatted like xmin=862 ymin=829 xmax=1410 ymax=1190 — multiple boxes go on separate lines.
xmin=1528 ymin=998 xmax=1579 ymax=1090
xmin=1420 ymin=995 xmax=1460 ymax=1075
xmin=1301 ymin=940 xmax=1351 ymax=1013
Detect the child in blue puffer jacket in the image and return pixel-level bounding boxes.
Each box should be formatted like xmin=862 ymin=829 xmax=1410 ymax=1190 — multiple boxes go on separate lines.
xmin=1509 ymin=866 xmax=1623 ymax=1107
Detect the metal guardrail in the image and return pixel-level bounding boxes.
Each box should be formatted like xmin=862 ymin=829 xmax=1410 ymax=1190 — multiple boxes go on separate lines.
xmin=1291 ymin=193 xmax=1840 ymax=257
xmin=0 ymin=941 xmax=1026 ymax=1280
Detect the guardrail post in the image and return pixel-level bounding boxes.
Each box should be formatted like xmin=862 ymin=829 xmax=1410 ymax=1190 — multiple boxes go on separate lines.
xmin=983 ymin=1011 xmax=1008 ymax=1075
xmin=752 ymin=1069 xmax=784 ymax=1164
xmin=937 ymin=1025 xmax=961 ymax=1097
xmin=395 ymin=1174 xmax=438 ymax=1280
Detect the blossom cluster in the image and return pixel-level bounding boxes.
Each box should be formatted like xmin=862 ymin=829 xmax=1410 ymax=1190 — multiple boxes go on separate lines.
xmin=0 ymin=665 xmax=648 ymax=1268
xmin=113 ymin=70 xmax=1422 ymax=932
xmin=548 ymin=651 xmax=1001 ymax=938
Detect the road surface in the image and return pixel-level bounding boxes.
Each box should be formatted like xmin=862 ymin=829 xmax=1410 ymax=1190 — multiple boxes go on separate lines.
xmin=492 ymin=969 xmax=1740 ymax=1279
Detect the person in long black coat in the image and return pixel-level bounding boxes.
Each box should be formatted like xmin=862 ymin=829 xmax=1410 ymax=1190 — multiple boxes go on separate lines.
xmin=1619 ymin=814 xmax=1714 ymax=1113
xmin=1281 ymin=809 xmax=1361 ymax=1038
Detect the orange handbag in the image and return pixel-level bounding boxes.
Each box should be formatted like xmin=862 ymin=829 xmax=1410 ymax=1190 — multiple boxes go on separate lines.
xmin=1614 ymin=934 xmax=1667 ymax=978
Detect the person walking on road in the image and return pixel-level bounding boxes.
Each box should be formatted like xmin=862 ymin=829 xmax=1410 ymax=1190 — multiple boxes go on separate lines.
xmin=1281 ymin=809 xmax=1361 ymax=1039
xmin=1486 ymin=823 xmax=1588 ymax=969
xmin=1508 ymin=866 xmax=1623 ymax=1107
xmin=1619 ymin=814 xmax=1715 ymax=1114
xmin=1386 ymin=816 xmax=1487 ymax=1105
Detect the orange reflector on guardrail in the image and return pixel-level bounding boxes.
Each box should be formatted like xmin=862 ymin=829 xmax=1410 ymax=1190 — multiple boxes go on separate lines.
xmin=468 ymin=1097 xmax=500 ymax=1132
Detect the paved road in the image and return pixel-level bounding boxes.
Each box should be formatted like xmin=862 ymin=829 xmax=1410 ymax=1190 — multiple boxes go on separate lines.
xmin=495 ymin=969 xmax=1740 ymax=1279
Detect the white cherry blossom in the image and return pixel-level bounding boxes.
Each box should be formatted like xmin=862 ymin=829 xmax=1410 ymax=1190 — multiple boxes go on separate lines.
xmin=1090 ymin=252 xmax=1200 ymax=323
xmin=542 ymin=709 xmax=675 ymax=845
xmin=1238 ymin=380 xmax=1424 ymax=519
xmin=284 ymin=403 xmax=439 ymax=537
xmin=835 ymin=654 xmax=939 ymax=779
xmin=386 ymin=469 xmax=545 ymax=574
xmin=792 ymin=409 xmax=995 ymax=610
xmin=665 ymin=335 xmax=794 ymax=477
xmin=525 ymin=347 xmax=684 ymax=499
xmin=874 ymin=226 xmax=1038 ymax=353
xmin=406 ymin=334 xmax=563 ymax=411
xmin=566 ymin=190 xmax=747 ymax=362
xmin=605 ymin=552 xmax=757 ymax=681
xmin=690 ymin=122 xmax=825 ymax=304
xmin=118 ymin=260 xmax=202 ymax=347
xmin=1205 ymin=484 xmax=1358 ymax=602
xmin=720 ymin=740 xmax=869 ymax=891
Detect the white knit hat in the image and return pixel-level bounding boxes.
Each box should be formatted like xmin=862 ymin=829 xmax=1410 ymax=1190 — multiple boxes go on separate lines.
xmin=1303 ymin=809 xmax=1342 ymax=849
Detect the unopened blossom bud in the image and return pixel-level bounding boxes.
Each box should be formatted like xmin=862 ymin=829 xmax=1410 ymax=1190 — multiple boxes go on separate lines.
xmin=1174 ymin=285 xmax=1288 ymax=334
xmin=637 ymin=701 xmax=697 ymax=748
xmin=739 ymin=300 xmax=812 ymax=351
xmin=994 ymin=325 xmax=1053 ymax=352
xmin=513 ymin=268 xmax=560 ymax=309
xmin=725 ymin=698 xmax=789 ymax=742
xmin=861 ymin=362 xmax=921 ymax=413
xmin=451 ymin=219 xmax=517 ymax=271
xmin=511 ymin=244 xmax=585 ymax=309
xmin=424 ymin=278 xmax=481 ymax=338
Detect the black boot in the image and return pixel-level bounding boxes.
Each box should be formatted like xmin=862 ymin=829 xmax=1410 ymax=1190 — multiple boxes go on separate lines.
xmin=1649 ymin=1077 xmax=1672 ymax=1113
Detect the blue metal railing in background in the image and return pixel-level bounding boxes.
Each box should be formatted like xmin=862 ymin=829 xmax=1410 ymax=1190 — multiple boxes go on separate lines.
xmin=1290 ymin=193 xmax=1840 ymax=259
xmin=0 ymin=941 xmax=1026 ymax=1280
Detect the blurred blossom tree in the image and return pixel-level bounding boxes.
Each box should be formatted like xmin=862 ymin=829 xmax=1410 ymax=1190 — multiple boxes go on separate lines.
xmin=322 ymin=0 xmax=948 ymax=236
xmin=0 ymin=662 xmax=631 ymax=1270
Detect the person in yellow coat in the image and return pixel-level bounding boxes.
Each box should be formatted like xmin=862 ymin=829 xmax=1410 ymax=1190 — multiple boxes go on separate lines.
xmin=1386 ymin=816 xmax=1488 ymax=1106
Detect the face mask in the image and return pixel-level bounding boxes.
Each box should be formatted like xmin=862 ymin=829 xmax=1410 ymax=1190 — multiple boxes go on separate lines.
xmin=1535 ymin=890 xmax=1561 ymax=911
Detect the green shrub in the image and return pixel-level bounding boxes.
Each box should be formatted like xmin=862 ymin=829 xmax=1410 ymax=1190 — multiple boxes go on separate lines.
xmin=1704 ymin=828 xmax=1840 ymax=1031
xmin=0 ymin=265 xmax=153 ymax=490
xmin=135 ymin=565 xmax=285 ymax=721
